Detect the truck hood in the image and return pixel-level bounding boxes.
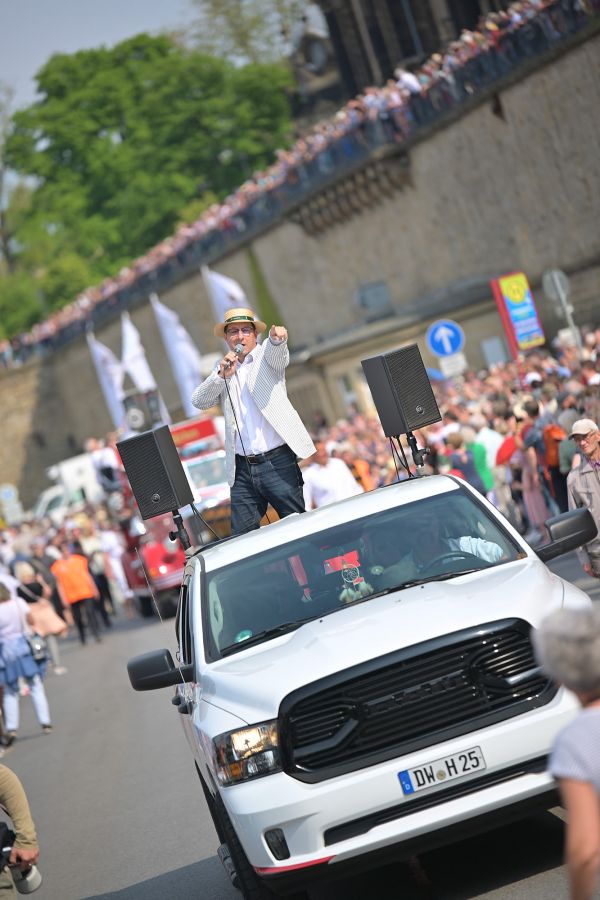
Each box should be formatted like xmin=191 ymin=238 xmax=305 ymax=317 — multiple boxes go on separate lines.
xmin=199 ymin=559 xmax=581 ymax=725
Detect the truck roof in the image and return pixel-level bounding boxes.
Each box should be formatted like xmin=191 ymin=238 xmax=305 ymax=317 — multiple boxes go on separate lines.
xmin=193 ymin=475 xmax=460 ymax=571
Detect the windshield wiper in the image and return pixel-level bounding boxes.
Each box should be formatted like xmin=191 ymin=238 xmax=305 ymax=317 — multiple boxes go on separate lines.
xmin=394 ymin=568 xmax=484 ymax=590
xmin=364 ymin=568 xmax=486 ymax=600
xmin=220 ymin=621 xmax=304 ymax=656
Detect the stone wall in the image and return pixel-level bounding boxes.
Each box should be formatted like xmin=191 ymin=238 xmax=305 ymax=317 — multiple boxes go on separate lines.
xmin=2 ymin=31 xmax=599 ymax=507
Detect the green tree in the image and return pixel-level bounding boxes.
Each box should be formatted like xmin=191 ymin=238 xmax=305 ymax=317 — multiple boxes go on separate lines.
xmin=3 ymin=34 xmax=293 ymax=327
xmin=0 ymin=271 xmax=42 ymax=339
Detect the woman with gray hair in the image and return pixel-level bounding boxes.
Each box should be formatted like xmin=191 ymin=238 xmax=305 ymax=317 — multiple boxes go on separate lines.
xmin=533 ymin=606 xmax=600 ymax=900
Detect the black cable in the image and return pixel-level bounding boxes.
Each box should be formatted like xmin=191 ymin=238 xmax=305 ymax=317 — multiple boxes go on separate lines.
xmin=189 ymin=502 xmax=220 ymax=541
xmin=388 ymin=435 xmax=418 ymax=480
xmin=396 ymin=437 xmax=415 ymax=478
xmin=388 ymin=437 xmax=403 ymax=481
xmin=390 ymin=437 xmax=410 ymax=477
xmin=223 ymin=361 xmax=273 ymax=526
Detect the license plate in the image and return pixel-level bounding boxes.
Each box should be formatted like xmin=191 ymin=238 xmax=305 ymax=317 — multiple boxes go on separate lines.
xmin=398 ymin=746 xmax=486 ymax=795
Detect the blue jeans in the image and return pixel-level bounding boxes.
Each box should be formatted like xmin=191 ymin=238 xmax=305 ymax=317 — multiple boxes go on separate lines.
xmin=231 ymin=445 xmax=305 ymax=535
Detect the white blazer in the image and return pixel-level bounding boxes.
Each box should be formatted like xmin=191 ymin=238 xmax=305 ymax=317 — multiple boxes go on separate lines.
xmin=191 ymin=338 xmax=316 ymax=486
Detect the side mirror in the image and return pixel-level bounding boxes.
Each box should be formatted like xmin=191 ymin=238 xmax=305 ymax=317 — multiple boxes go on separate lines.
xmin=127 ymin=648 xmax=193 ymax=691
xmin=536 ymin=508 xmax=598 ymax=563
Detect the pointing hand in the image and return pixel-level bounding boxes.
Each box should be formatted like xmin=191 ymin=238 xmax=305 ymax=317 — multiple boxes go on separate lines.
xmin=270 ymin=325 xmax=287 ymax=342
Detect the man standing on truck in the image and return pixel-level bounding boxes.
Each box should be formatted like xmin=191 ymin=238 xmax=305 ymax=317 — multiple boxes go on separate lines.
xmin=191 ymin=307 xmax=315 ymax=535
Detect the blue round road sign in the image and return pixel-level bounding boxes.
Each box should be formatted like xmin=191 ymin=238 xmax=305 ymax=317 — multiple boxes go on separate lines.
xmin=425 ymin=320 xmax=465 ymax=357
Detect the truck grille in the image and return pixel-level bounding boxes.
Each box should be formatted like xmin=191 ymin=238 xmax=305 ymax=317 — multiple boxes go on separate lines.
xmin=279 ymin=619 xmax=555 ymax=782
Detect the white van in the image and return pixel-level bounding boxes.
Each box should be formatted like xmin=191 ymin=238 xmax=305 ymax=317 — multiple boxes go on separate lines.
xmin=31 ymin=453 xmax=104 ymax=524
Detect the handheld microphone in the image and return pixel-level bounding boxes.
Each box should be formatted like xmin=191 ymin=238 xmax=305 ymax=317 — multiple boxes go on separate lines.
xmin=224 ymin=343 xmax=245 ymax=369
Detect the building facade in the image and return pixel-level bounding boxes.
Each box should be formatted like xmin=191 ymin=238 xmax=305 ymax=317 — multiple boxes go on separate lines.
xmin=317 ymin=0 xmax=511 ymax=95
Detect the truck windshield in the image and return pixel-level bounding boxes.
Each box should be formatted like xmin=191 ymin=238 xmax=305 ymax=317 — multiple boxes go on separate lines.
xmin=204 ymin=491 xmax=522 ymax=658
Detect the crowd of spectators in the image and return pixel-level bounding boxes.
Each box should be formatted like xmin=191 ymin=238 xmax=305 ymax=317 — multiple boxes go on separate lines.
xmin=1 ymin=0 xmax=597 ymax=368
xmin=2 ymin=324 xmax=599 ymax=546
xmin=0 ymin=505 xmax=127 ymax=750
xmin=305 ymin=327 xmax=600 ymax=542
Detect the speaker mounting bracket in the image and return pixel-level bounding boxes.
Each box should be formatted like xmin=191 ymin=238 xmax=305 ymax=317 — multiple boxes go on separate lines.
xmin=170 ymin=509 xmax=191 ymax=551
xmin=406 ymin=431 xmax=429 ymax=473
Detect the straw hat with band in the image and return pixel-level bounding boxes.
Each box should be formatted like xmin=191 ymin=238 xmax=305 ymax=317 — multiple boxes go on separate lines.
xmin=214 ymin=307 xmax=266 ymax=338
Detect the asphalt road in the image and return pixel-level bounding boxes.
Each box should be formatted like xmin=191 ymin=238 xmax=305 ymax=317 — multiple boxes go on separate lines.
xmin=4 ymin=552 xmax=599 ymax=900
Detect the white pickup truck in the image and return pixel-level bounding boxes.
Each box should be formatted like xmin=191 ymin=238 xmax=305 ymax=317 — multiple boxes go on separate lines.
xmin=128 ymin=475 xmax=596 ymax=899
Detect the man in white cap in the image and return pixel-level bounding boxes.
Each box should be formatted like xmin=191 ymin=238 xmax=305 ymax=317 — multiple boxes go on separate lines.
xmin=566 ymin=418 xmax=600 ymax=577
xmin=192 ymin=307 xmax=315 ymax=535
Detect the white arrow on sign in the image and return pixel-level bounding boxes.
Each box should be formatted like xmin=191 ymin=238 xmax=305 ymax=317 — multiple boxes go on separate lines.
xmin=433 ymin=325 xmax=456 ymax=355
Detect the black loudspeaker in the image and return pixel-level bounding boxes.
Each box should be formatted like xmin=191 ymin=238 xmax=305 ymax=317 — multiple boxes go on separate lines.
xmin=361 ymin=344 xmax=441 ymax=437
xmin=117 ymin=425 xmax=194 ymax=520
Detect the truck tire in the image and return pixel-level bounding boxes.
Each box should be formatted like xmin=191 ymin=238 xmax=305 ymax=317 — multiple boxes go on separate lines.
xmin=213 ymin=793 xmax=310 ymax=900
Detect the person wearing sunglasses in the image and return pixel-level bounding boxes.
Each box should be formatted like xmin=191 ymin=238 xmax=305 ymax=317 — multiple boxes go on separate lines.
xmin=192 ymin=307 xmax=315 ymax=535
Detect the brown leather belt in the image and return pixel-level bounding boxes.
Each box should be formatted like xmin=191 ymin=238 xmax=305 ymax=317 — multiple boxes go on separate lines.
xmin=236 ymin=445 xmax=290 ymax=465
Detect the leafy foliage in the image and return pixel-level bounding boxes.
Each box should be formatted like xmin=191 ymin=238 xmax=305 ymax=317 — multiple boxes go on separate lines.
xmin=0 ymin=33 xmax=293 ymax=337
xmin=189 ymin=0 xmax=308 ymax=64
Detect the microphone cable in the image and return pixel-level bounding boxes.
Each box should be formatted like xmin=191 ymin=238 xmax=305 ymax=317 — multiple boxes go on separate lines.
xmin=396 ymin=436 xmax=414 ymax=478
xmin=222 ymin=342 xmax=274 ymax=527
xmin=389 ymin=437 xmax=403 ymax=481
xmin=388 ymin=436 xmax=413 ymax=480
xmin=189 ymin=502 xmax=221 ymax=541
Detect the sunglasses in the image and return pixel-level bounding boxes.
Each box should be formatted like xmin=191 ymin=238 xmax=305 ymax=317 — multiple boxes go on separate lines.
xmin=225 ymin=326 xmax=254 ymax=336
xmin=573 ymin=432 xmax=595 ymax=442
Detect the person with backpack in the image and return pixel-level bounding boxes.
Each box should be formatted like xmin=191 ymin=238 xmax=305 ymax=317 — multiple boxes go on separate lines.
xmin=543 ymin=419 xmax=569 ymax=512
xmin=521 ymin=399 xmax=562 ymax=514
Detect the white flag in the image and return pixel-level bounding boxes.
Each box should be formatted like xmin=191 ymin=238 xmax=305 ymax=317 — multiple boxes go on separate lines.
xmin=87 ymin=333 xmax=126 ymax=429
xmin=150 ymin=294 xmax=203 ymax=419
xmin=120 ymin=312 xmax=171 ymax=424
xmin=201 ymin=265 xmax=247 ymax=325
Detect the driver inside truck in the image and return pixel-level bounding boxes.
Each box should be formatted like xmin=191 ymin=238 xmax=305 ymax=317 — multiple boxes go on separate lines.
xmin=368 ymin=511 xmax=504 ymax=590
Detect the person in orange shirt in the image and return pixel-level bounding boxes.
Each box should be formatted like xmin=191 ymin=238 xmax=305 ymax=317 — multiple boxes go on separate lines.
xmin=336 ymin=446 xmax=375 ymax=492
xmin=50 ymin=544 xmax=101 ymax=645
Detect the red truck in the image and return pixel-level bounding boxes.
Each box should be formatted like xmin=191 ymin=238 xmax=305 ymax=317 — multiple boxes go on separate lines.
xmin=120 ymin=513 xmax=186 ymax=618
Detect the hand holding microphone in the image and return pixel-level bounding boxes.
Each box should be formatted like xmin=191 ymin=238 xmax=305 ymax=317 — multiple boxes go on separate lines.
xmin=219 ymin=343 xmax=245 ymax=379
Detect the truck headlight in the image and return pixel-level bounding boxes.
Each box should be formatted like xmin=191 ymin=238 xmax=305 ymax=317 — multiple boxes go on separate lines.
xmin=213 ymin=720 xmax=280 ymax=785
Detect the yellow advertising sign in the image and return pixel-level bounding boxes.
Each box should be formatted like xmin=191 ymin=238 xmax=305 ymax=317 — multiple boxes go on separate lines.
xmin=491 ymin=272 xmax=545 ymax=355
